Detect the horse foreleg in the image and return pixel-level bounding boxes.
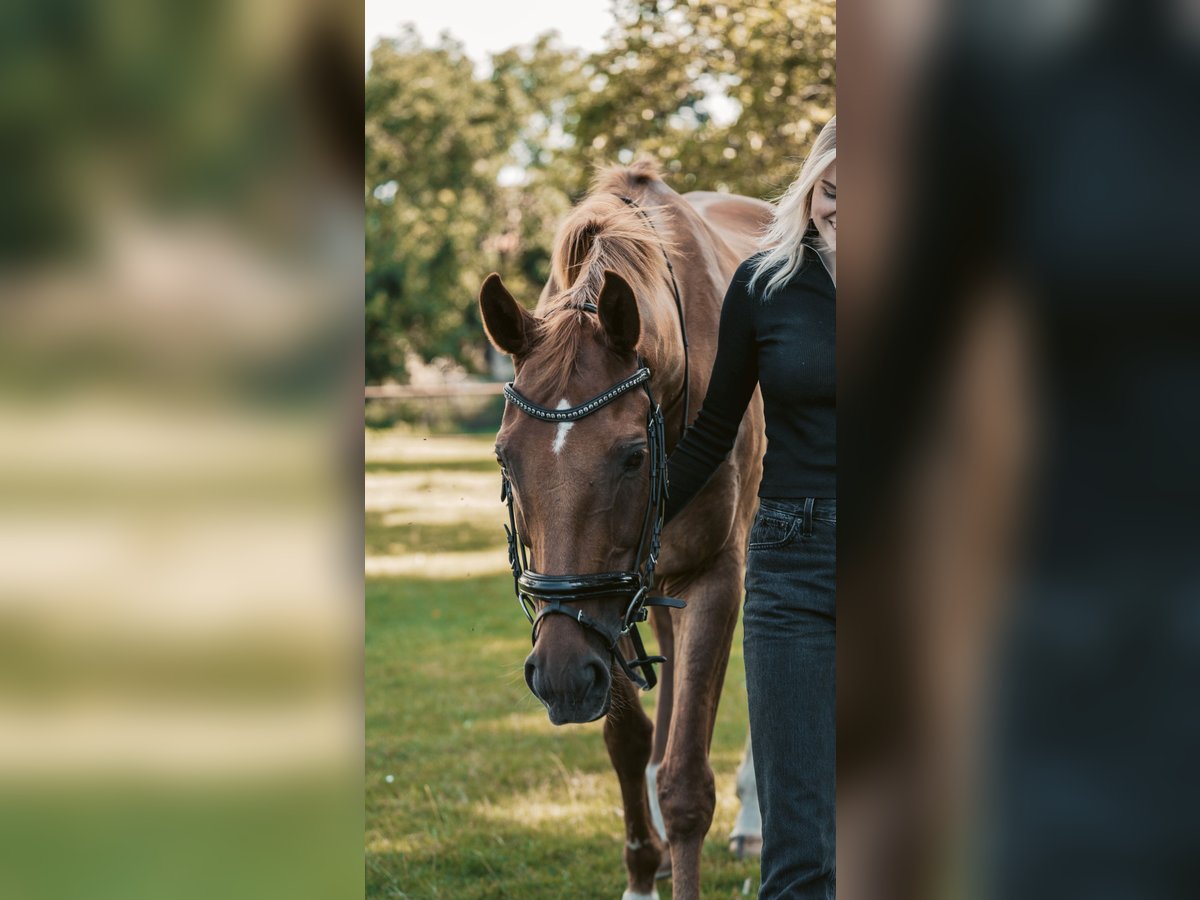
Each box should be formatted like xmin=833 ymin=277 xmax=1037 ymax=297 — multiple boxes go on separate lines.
xmin=655 ymin=560 xmax=743 ymax=900
xmin=649 ymin=605 xmax=674 ymax=766
xmin=605 ymin=669 xmax=667 ymax=900
xmin=645 ymin=606 xmax=675 ymax=856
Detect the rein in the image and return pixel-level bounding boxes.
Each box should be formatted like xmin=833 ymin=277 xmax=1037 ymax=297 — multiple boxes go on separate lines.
xmin=498 ymin=198 xmax=691 ymax=692
xmin=618 ymin=195 xmax=690 ymax=432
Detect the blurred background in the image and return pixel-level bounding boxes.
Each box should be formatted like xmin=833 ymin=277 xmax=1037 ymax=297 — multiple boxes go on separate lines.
xmin=839 ymin=1 xmax=1200 ymax=898
xmin=0 ymin=1 xmax=363 ymax=897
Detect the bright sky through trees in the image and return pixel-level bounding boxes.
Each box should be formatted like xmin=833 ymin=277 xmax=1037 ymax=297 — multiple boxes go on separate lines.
xmin=365 ymin=0 xmax=612 ymax=72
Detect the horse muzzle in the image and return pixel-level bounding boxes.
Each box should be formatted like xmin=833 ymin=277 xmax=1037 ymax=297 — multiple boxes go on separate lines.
xmin=524 ymin=642 xmax=613 ymax=724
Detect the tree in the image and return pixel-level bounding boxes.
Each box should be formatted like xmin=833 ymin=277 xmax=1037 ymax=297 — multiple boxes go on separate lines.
xmin=365 ymin=3 xmax=836 ymax=382
xmin=365 ymin=28 xmax=519 ymax=382
xmin=568 ymin=0 xmax=835 ymax=198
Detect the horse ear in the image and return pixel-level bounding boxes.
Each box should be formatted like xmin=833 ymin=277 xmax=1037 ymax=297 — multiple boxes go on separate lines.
xmin=479 ymin=273 xmax=536 ymax=357
xmin=597 ymin=271 xmax=641 ymax=355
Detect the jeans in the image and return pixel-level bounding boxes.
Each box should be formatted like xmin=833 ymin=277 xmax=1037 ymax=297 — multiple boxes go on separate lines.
xmin=744 ymin=497 xmax=836 ymax=899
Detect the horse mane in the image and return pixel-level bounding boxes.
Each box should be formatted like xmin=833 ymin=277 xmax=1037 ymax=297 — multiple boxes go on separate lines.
xmin=530 ymin=160 xmax=675 ymax=400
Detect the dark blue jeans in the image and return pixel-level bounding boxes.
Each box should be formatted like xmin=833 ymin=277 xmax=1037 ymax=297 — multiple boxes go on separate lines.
xmin=744 ymin=497 xmax=836 ymax=899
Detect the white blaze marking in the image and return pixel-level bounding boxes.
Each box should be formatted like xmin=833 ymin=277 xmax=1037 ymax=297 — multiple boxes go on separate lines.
xmin=646 ymin=762 xmax=667 ymax=843
xmin=551 ymin=399 xmax=573 ymax=455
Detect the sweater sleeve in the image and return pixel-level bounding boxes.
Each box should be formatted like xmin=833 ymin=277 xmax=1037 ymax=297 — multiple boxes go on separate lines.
xmin=664 ymin=261 xmax=760 ymax=523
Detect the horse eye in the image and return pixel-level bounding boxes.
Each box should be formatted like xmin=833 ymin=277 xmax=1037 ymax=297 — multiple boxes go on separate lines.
xmin=624 ymin=449 xmax=647 ymax=470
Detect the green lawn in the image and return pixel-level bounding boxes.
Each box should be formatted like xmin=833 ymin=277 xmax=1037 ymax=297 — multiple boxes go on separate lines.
xmin=365 ymin=430 xmax=756 ymax=899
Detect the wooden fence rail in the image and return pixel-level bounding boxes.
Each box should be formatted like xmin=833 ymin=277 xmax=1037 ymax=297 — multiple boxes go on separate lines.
xmin=364 ymin=382 xmax=506 ymax=400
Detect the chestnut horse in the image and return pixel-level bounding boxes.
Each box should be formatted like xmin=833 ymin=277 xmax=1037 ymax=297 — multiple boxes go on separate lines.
xmin=479 ymin=161 xmax=769 ymax=900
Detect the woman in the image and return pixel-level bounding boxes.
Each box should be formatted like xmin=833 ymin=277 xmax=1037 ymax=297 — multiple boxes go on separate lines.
xmin=665 ymin=116 xmax=836 ymax=898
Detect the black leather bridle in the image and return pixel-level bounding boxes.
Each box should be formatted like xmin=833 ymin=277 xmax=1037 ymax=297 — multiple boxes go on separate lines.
xmin=498 ymin=196 xmax=690 ymax=691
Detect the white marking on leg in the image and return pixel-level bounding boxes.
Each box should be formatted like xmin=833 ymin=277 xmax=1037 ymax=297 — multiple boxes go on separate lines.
xmin=730 ymin=735 xmax=762 ymax=840
xmin=551 ymin=399 xmax=573 ymax=455
xmin=620 ymin=891 xmax=659 ymax=900
xmin=645 ymin=762 xmax=667 ymax=843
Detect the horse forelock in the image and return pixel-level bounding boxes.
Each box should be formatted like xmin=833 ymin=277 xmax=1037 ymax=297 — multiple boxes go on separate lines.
xmin=527 ymin=173 xmax=682 ymax=403
xmin=548 ymin=196 xmax=665 ymax=304
xmin=524 ymin=311 xmax=611 ymax=402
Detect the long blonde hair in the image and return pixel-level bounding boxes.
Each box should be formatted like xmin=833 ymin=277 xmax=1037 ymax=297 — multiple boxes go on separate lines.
xmin=749 ymin=115 xmax=836 ymax=298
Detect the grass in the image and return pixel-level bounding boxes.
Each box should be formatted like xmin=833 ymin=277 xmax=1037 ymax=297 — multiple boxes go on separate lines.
xmin=366 ymin=459 xmax=500 ymax=475
xmin=365 ymin=512 xmax=503 ymax=557
xmin=366 ymin=429 xmax=757 ymax=899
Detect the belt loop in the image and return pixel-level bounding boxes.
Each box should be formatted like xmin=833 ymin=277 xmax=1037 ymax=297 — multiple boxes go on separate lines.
xmin=802 ymin=497 xmax=814 ymax=536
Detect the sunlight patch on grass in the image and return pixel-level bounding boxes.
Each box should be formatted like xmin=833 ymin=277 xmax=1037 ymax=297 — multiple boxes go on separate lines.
xmin=365 ymin=550 xmax=511 ymax=579
xmin=472 ymin=770 xmax=624 ymax=829
xmin=365 ymin=830 xmax=437 ymax=857
xmin=365 ymin=431 xmax=496 ymax=465
xmin=365 ymin=470 xmax=503 ymax=518
xmin=470 ymin=710 xmax=557 ymax=736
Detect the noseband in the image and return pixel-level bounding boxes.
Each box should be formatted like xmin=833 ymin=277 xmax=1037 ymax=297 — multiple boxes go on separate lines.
xmin=499 ymin=196 xmax=689 ymax=692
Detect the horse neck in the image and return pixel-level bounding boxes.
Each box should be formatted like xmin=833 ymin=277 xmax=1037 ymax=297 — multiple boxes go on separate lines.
xmin=629 ymin=197 xmax=721 ymax=443
xmin=637 ymin=282 xmax=690 ymax=443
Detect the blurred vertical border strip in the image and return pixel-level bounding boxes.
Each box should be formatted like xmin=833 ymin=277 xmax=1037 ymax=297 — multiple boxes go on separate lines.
xmin=0 ymin=1 xmax=365 ymax=898
xmin=841 ymin=2 xmax=1200 ymax=899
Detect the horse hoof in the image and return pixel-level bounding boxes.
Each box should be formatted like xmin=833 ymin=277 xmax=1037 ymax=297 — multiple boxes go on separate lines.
xmin=621 ymin=891 xmax=659 ymax=900
xmin=729 ymin=834 xmax=763 ymax=859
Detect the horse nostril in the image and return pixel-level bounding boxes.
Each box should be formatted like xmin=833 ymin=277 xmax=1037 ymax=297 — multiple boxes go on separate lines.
xmin=524 ymin=658 xmax=538 ymax=695
xmin=586 ymin=658 xmax=609 ymax=694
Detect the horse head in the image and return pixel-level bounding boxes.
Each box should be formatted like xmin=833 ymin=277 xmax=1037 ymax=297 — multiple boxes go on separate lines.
xmin=481 ymin=269 xmax=662 ymax=724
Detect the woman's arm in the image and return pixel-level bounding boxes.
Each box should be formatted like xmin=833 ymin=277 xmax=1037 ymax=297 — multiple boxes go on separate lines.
xmin=664 ymin=261 xmax=760 ymax=523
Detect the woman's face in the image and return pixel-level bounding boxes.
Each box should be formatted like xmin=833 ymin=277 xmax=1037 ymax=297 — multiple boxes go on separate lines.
xmin=811 ymin=163 xmax=836 ymax=253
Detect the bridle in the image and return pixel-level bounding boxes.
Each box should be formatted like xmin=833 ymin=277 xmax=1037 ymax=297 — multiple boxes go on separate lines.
xmin=499 ymin=195 xmax=690 ymax=691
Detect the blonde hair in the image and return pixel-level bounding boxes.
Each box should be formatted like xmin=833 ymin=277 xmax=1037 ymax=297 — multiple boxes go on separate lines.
xmin=749 ymin=115 xmax=836 ymax=298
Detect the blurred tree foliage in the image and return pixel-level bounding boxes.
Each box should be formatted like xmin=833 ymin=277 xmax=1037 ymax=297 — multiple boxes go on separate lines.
xmin=366 ymin=28 xmax=512 ymax=382
xmin=366 ymin=1 xmax=835 ymax=383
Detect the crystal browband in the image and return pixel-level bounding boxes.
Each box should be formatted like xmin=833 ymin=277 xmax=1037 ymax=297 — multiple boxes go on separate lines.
xmin=503 ymin=368 xmax=651 ymax=422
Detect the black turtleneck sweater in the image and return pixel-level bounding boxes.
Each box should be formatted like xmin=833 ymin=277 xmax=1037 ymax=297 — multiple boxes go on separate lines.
xmin=665 ymin=249 xmax=835 ymax=522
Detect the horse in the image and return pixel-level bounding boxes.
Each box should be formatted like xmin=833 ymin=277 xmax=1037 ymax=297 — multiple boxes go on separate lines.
xmin=479 ymin=160 xmax=769 ymax=900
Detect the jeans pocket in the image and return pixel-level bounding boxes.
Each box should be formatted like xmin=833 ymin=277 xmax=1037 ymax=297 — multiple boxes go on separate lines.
xmin=747 ymin=509 xmax=798 ymax=550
